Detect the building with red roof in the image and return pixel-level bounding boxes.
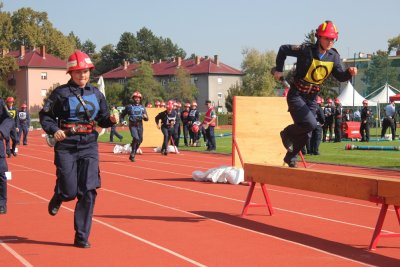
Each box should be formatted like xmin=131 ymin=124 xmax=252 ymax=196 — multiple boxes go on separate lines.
xmin=101 ymin=55 xmax=243 ymax=112
xmin=4 ymin=45 xmax=69 ymax=112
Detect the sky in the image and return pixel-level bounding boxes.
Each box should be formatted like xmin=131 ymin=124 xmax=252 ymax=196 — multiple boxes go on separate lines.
xmin=2 ymin=0 xmax=400 ymax=69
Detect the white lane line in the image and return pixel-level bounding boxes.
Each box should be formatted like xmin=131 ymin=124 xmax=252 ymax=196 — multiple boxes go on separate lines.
xmin=101 ymin=188 xmax=375 ymax=267
xmin=6 ymin=184 xmax=206 ymax=267
xmin=8 ymin=153 xmax=390 ymax=265
xmin=8 ymin=162 xmax=393 ymax=233
xmin=0 ymin=240 xmax=33 ymax=267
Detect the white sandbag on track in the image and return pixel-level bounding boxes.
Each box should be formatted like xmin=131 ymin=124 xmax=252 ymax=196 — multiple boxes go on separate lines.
xmin=192 ymin=166 xmax=244 ymax=185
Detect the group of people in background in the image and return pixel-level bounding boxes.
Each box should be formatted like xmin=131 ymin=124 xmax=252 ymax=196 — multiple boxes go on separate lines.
xmin=109 ymin=94 xmax=217 ymax=161
xmin=0 ymin=96 xmax=31 ymax=215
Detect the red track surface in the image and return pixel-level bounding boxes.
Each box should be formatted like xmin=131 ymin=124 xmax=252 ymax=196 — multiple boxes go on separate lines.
xmin=0 ymin=131 xmax=399 ymax=266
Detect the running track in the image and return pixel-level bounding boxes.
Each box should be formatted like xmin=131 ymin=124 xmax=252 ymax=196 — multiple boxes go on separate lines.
xmin=0 ymin=131 xmax=399 ymax=266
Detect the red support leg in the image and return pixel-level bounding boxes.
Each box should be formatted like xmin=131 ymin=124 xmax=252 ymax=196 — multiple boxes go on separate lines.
xmin=241 ymin=182 xmax=256 ymax=217
xmin=260 ymin=184 xmax=274 ymax=215
xmin=369 ymin=204 xmax=400 ymax=250
xmin=241 ymin=182 xmax=273 ymax=217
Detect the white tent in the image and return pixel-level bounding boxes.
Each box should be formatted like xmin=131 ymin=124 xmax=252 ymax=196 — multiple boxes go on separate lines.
xmin=367 ymin=83 xmax=400 ymax=103
xmin=337 ymin=82 xmax=377 ymax=106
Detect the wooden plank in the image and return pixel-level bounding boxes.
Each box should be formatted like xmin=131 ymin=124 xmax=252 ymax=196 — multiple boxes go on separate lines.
xmin=244 ymin=163 xmax=382 ymax=203
xmin=378 ymin=179 xmax=400 ymax=205
xmin=233 ymin=97 xmax=292 ymax=167
xmin=140 ymin=108 xmax=163 ymax=147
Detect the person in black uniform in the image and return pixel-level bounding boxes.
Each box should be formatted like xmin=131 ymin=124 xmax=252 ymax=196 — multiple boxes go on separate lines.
xmin=173 ymin=101 xmax=182 ymax=147
xmin=309 ymin=96 xmax=325 ymax=155
xmin=322 ymin=98 xmax=334 ymax=142
xmin=360 ymin=99 xmax=372 ymax=142
xmin=333 ymin=98 xmax=343 ymax=142
xmin=39 ymin=50 xmax=116 ymax=248
xmin=0 ymin=98 xmax=15 ymax=214
xmin=181 ymin=103 xmax=191 ymax=146
xmin=17 ymin=103 xmax=30 ymax=145
xmin=5 ymin=97 xmax=19 ymax=157
xmin=120 ymin=91 xmax=148 ymax=162
xmin=188 ymin=101 xmax=200 ymax=146
xmin=155 ymin=100 xmax=177 ymax=155
xmin=273 ymin=20 xmax=357 ymax=167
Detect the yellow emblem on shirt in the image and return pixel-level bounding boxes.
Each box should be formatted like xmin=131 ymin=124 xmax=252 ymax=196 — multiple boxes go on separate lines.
xmin=303 ymin=59 xmax=334 ymax=84
xmin=8 ymin=109 xmax=16 ymax=119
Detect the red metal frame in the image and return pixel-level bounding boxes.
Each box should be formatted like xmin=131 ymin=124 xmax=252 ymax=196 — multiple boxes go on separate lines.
xmin=241 ymin=182 xmax=273 ymax=217
xmin=242 ymin=190 xmax=400 ymax=250
xmin=368 ymin=196 xmax=400 ymax=250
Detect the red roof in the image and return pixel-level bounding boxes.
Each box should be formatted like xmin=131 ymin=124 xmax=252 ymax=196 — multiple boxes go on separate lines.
xmin=8 ymin=48 xmax=66 ymax=69
xmin=101 ymin=57 xmax=242 ymax=79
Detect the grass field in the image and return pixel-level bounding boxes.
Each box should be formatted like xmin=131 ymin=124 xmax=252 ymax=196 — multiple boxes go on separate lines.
xmin=98 ymin=127 xmax=400 ymax=170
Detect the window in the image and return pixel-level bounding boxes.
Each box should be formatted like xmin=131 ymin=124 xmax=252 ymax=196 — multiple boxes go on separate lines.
xmin=217 ymin=78 xmax=222 ymax=84
xmin=217 ymin=92 xmax=223 ymax=98
xmin=41 ymin=89 xmax=47 ymax=97
xmin=161 ymin=80 xmax=166 ymax=86
xmin=41 ymin=72 xmax=47 ymax=80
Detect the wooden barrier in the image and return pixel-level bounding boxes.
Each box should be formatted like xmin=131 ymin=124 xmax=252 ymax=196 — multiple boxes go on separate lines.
xmin=232 ymin=96 xmax=293 ymax=168
xmin=242 ymin=163 xmax=400 ymax=250
xmin=133 ymin=108 xmax=164 ymax=148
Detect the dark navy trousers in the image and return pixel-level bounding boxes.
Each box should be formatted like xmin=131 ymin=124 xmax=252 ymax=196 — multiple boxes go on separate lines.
xmin=283 ymin=88 xmax=317 ymax=163
xmin=54 ymin=135 xmax=100 ymax=242
xmin=0 ymin=140 xmax=8 ymax=207
xmin=129 ymin=123 xmax=143 ymax=154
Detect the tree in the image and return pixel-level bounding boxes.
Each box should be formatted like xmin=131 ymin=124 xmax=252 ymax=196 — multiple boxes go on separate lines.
xmin=10 ymin=7 xmax=75 ymax=59
xmin=135 ymin=27 xmax=186 ymax=62
xmin=0 ymin=54 xmax=18 ymax=80
xmin=116 ymin=32 xmax=137 ymax=63
xmin=362 ymin=51 xmax=400 ymax=95
xmin=0 ymin=10 xmax=12 ymax=49
xmin=81 ymin=40 xmax=96 ymax=56
xmin=68 ymin=31 xmax=81 ymax=50
xmin=95 ymin=44 xmax=119 ymax=76
xmin=240 ymin=48 xmax=277 ymax=96
xmin=103 ymin=82 xmax=124 ymax=107
xmin=387 ymin=35 xmax=400 ymax=55
xmin=166 ymin=67 xmax=198 ymax=102
xmin=225 ymin=82 xmax=244 ymax=112
xmin=121 ymin=61 xmax=163 ymax=106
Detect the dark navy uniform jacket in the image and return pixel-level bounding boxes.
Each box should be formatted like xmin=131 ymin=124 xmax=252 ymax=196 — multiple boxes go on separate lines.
xmin=316 ymin=106 xmax=325 ymax=126
xmin=39 ymin=80 xmax=114 ymax=138
xmin=276 ymin=43 xmax=352 ymax=85
xmin=155 ymin=110 xmax=177 ymax=128
xmin=0 ymin=99 xmax=14 ymax=143
xmin=361 ymin=107 xmax=372 ymax=122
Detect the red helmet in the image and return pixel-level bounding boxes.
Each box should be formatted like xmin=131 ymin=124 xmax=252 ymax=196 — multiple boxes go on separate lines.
xmin=316 ymin=20 xmax=338 ymax=41
xmin=334 ymin=98 xmax=340 ymax=104
xmin=362 ymin=99 xmax=368 ymax=105
xmin=177 ymin=102 xmax=182 ymax=108
xmin=20 ymin=103 xmax=27 ymax=108
xmin=184 ymin=103 xmax=190 ymax=108
xmin=146 ymin=103 xmax=153 ymax=108
xmin=166 ymin=100 xmax=174 ymax=111
xmin=67 ymin=50 xmax=94 ymax=73
xmin=191 ymin=101 xmax=197 ymax=107
xmin=131 ymin=91 xmax=142 ymax=99
xmin=316 ymin=96 xmax=322 ymax=104
xmin=192 ymin=124 xmax=199 ymax=133
xmin=155 ymin=100 xmax=161 ymax=107
xmin=6 ymin=96 xmax=14 ymax=103
xmin=160 ymin=101 xmax=166 ymax=107
xmin=327 ymin=98 xmax=333 ymax=104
